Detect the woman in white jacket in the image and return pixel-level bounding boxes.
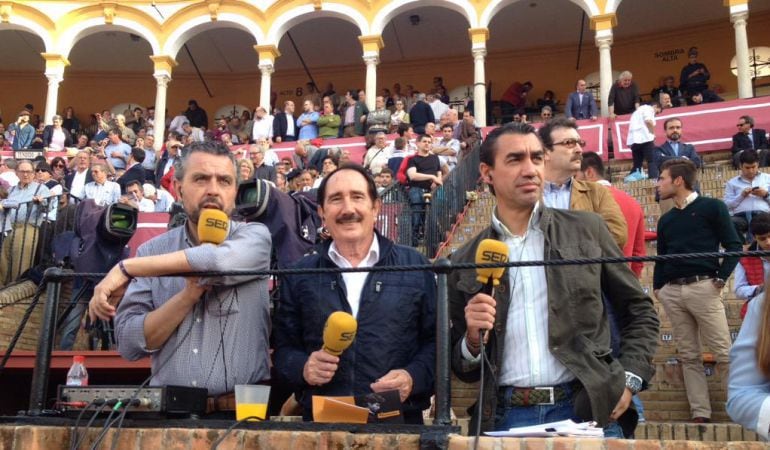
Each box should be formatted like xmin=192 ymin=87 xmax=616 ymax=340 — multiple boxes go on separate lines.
xmin=727 ymin=289 xmax=770 ymax=439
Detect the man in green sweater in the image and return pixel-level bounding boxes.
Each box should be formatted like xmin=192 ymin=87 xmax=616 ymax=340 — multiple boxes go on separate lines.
xmin=317 ymin=102 xmax=341 ymax=139
xmin=653 ymin=158 xmax=742 ymax=423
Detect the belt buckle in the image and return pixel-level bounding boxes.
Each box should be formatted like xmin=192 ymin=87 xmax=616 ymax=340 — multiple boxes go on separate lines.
xmin=534 ymin=387 xmax=555 ymax=405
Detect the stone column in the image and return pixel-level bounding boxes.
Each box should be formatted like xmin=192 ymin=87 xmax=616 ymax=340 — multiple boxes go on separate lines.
xmin=730 ymin=5 xmax=752 ymax=98
xmin=150 ymin=55 xmax=177 ymax=151
xmin=254 ymin=45 xmax=281 ymax=111
xmin=359 ymin=35 xmax=384 ymax=110
xmin=41 ymin=54 xmax=69 ymax=125
xmin=469 ymin=28 xmax=490 ymax=127
xmin=596 ymin=34 xmax=613 ymax=117
xmin=591 ymin=14 xmax=617 ymax=117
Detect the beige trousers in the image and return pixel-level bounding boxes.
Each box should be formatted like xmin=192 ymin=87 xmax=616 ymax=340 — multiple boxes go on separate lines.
xmin=0 ymin=224 xmax=39 ymax=285
xmin=657 ymin=278 xmax=731 ymax=418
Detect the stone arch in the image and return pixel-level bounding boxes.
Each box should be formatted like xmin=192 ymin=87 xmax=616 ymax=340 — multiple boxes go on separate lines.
xmin=603 ymin=0 xmax=621 ymax=14
xmin=162 ymin=3 xmax=266 ymax=57
xmin=0 ymin=3 xmax=55 ymax=52
xmin=371 ymin=0 xmax=476 ymax=35
xmin=265 ymin=2 xmax=368 ymax=45
xmin=56 ymin=6 xmax=161 ymax=57
xmin=479 ymin=0 xmax=599 ymax=29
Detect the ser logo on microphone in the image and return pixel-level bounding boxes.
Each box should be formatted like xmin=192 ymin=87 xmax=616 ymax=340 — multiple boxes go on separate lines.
xmin=481 ymin=250 xmax=508 ymax=263
xmin=205 ymin=217 xmax=228 ymax=231
xmin=340 ymin=331 xmax=355 ymax=341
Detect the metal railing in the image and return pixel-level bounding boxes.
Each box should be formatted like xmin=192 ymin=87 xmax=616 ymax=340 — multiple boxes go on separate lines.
xmin=425 ymin=147 xmax=481 ymax=257
xmin=0 ymin=194 xmax=66 ymax=285
xmin=376 ymin=183 xmax=413 ymax=247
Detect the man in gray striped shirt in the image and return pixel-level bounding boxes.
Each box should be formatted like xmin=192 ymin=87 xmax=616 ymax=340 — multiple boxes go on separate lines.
xmin=89 ymin=141 xmax=272 ymax=399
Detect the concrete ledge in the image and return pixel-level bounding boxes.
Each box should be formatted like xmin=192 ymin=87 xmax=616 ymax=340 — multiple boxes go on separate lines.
xmin=1 ymin=424 xmax=768 ymax=450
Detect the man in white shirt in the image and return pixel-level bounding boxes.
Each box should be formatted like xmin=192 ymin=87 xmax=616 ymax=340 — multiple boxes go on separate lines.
xmin=181 ymin=122 xmax=205 ymax=143
xmin=724 ymin=149 xmax=770 ymax=242
xmin=428 ymin=93 xmax=449 ymax=123
xmin=363 ymin=132 xmax=392 ymax=175
xmin=84 ymin=163 xmax=121 ymax=206
xmin=168 ymin=112 xmax=189 ymax=136
xmin=431 ymin=124 xmax=461 ymax=173
xmin=143 ymin=183 xmax=174 ymax=213
xmin=625 ymin=101 xmax=662 ymax=182
xmin=120 ymin=179 xmax=155 ymax=212
xmin=65 ymin=151 xmax=92 ymax=201
xmin=251 ymin=107 xmax=274 ymax=142
xmin=0 ymin=158 xmax=20 ymax=188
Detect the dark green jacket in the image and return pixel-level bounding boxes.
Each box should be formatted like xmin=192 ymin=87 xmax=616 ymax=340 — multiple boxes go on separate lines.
xmin=449 ymin=207 xmax=658 ymax=431
xmin=341 ymin=101 xmax=369 ymax=136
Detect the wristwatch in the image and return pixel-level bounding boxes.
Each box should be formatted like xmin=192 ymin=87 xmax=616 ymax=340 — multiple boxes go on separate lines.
xmin=713 ymin=278 xmax=726 ymax=289
xmin=625 ymin=373 xmax=643 ymax=395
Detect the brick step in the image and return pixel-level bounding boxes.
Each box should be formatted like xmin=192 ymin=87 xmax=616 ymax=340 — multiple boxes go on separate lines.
xmin=636 ymin=422 xmax=761 ymax=442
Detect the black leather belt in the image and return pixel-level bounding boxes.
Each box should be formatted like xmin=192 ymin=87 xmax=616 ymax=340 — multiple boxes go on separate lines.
xmin=667 ymin=275 xmax=714 ymax=285
xmin=498 ymin=381 xmax=579 ymax=407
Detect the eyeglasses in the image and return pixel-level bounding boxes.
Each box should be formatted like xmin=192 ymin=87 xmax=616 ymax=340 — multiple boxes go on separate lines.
xmin=54 ymin=164 xmax=65 ymax=168
xmin=16 ymin=170 xmax=33 ymax=175
xmin=553 ymin=138 xmax=586 ymax=148
xmin=35 ymin=169 xmax=48 ymax=173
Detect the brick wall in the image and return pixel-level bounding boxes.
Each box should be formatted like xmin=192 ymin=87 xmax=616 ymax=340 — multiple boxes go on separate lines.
xmin=0 ymin=281 xmax=44 ymax=352
xmin=0 ymin=425 xmax=766 ymax=450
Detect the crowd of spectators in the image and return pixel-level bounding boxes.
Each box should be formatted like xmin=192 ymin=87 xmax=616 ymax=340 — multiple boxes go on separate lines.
xmin=3 ymin=48 xmax=770 ymax=437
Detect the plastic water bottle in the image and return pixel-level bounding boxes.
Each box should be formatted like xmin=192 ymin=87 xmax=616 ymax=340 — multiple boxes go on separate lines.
xmin=66 ymin=355 xmax=89 ymax=386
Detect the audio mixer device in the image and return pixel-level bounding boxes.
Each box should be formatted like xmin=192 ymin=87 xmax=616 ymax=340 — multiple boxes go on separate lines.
xmin=57 ymin=385 xmax=208 ymax=418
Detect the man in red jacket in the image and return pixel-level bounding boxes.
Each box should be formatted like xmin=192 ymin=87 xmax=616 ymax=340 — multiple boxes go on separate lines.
xmin=577 ymin=152 xmax=646 ymax=278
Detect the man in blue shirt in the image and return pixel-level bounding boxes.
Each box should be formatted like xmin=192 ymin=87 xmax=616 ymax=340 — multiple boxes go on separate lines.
xmin=102 ymin=128 xmax=131 ymax=171
xmin=296 ymin=100 xmax=320 ymax=140
xmin=8 ymin=110 xmax=35 ymax=150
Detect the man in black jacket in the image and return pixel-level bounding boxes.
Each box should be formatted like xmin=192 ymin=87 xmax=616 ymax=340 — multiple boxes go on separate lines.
xmin=449 ymin=122 xmax=657 ymax=436
xmin=118 ymin=147 xmax=146 ymax=194
xmin=732 ymin=115 xmax=769 ymax=168
xmin=274 ymin=165 xmax=436 ymax=424
xmin=272 ymin=100 xmax=297 ymax=143
xmin=184 ymin=99 xmax=208 ymax=129
xmin=409 ymin=93 xmax=435 ymax=135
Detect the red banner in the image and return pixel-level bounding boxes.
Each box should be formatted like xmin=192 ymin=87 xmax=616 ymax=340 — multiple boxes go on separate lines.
xmin=127 ymin=212 xmax=170 ymax=257
xmin=481 ymin=117 xmax=610 ymax=161
xmin=231 ymin=135 xmax=374 ymax=167
xmin=612 ymin=96 xmax=770 ymax=159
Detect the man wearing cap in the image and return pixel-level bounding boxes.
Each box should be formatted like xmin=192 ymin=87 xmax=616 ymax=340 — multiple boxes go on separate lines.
xmin=155 ymin=140 xmax=182 ymax=187
xmin=8 ymin=110 xmax=35 ymax=150
xmin=680 ymin=47 xmax=710 ymax=96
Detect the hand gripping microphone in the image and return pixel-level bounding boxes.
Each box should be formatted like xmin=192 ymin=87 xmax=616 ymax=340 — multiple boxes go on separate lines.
xmin=322 ymin=311 xmax=358 ymax=356
xmin=472 ymin=239 xmax=508 ymax=449
xmin=474 ymin=239 xmax=509 ymax=294
xmin=198 ymin=208 xmax=229 ymax=245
